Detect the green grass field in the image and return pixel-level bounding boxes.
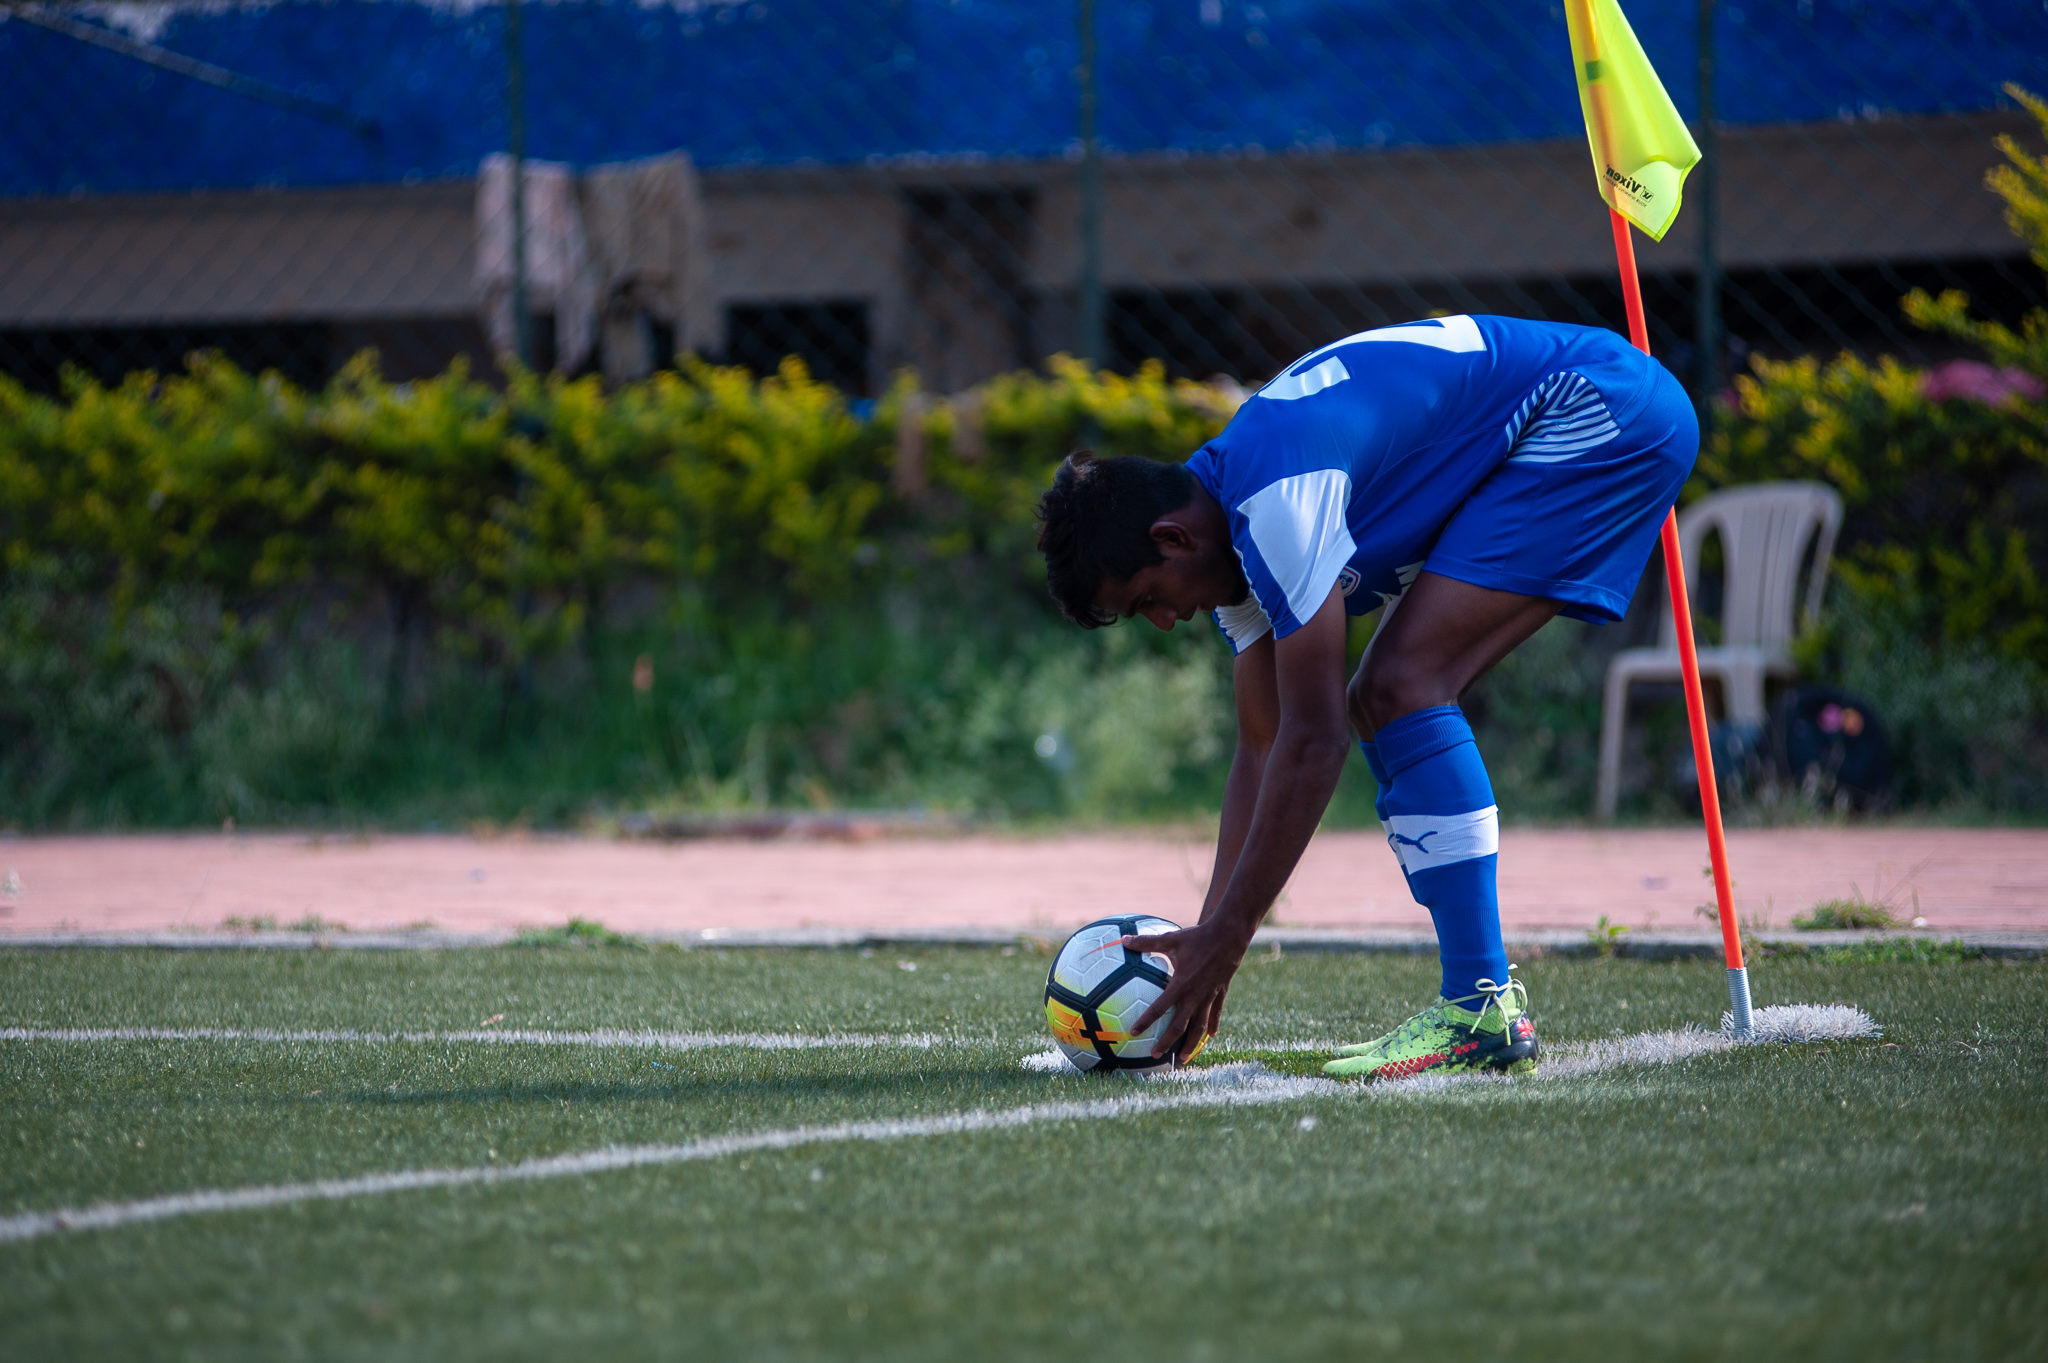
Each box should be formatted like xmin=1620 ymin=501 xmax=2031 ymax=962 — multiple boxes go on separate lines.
xmin=2 ymin=945 xmax=2044 ymax=1361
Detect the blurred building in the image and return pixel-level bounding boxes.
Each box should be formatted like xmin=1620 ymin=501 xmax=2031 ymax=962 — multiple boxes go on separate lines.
xmin=2 ymin=0 xmax=2043 ymax=395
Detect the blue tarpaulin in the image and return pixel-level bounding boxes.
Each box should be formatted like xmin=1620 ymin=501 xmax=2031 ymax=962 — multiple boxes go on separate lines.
xmin=2 ymin=0 xmax=2042 ymax=196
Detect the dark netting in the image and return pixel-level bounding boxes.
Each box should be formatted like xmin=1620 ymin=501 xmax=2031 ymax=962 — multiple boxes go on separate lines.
xmin=2 ymin=0 xmax=2044 ymax=394
xmin=727 ymin=300 xmax=871 ymax=394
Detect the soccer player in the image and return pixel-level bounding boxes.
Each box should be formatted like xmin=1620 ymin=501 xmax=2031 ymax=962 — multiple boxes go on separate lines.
xmin=1034 ymin=314 xmax=1696 ymax=1079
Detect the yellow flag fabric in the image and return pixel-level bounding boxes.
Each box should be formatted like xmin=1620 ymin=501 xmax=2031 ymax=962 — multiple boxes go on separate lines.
xmin=1564 ymin=0 xmax=1701 ymax=241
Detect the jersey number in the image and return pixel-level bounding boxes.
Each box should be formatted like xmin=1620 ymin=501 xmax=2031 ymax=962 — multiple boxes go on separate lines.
xmin=1257 ymin=316 xmax=1486 ymax=401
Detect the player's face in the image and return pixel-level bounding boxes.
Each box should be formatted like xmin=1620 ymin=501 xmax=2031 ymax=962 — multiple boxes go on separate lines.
xmin=1094 ymin=505 xmax=1247 ymax=632
xmin=1103 ymin=558 xmax=1207 ymax=631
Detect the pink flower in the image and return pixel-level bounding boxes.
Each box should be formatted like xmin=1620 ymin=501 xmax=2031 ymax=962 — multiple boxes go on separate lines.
xmin=1921 ymin=360 xmax=2046 ymax=407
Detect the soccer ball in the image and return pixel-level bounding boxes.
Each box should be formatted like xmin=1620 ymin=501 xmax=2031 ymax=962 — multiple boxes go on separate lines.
xmin=1043 ymin=915 xmax=1178 ymax=1072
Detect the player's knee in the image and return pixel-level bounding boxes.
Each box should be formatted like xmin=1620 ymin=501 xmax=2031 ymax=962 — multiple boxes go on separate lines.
xmin=1355 ymin=655 xmax=1445 ymax=733
xmin=1345 ymin=670 xmax=1375 ymax=738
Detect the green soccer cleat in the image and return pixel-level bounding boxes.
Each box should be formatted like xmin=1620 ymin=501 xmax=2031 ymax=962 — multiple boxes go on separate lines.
xmin=1323 ymin=972 xmax=1540 ymax=1080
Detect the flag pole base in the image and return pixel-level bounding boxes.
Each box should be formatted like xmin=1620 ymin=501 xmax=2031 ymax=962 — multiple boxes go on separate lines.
xmin=1723 ymin=966 xmax=1754 ymax=1039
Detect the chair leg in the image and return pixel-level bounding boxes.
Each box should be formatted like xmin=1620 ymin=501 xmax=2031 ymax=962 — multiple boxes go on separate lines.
xmin=1724 ymin=657 xmax=1768 ymax=729
xmin=1596 ymin=669 xmax=1633 ymax=822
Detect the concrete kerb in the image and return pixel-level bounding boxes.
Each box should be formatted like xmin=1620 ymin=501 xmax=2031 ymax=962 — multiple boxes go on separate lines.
xmin=2 ymin=927 xmax=2044 ymax=956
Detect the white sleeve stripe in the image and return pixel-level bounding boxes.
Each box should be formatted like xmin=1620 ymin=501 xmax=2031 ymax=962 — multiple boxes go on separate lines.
xmin=1213 ymin=592 xmax=1272 ymax=652
xmin=1236 ymin=469 xmax=1356 ymax=627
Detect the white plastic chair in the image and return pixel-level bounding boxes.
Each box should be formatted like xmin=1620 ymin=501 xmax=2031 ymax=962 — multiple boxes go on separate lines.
xmin=1595 ymin=481 xmax=1844 ymax=820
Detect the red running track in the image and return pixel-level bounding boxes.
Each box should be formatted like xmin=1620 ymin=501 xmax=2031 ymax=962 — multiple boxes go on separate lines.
xmin=0 ymin=827 xmax=2042 ymax=937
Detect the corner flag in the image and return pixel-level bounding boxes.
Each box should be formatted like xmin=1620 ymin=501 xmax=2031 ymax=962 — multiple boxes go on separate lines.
xmin=1565 ymin=0 xmax=1700 ymax=241
xmin=1562 ymin=0 xmax=1750 ymax=1036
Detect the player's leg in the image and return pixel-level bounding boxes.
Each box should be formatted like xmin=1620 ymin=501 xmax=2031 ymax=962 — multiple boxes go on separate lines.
xmin=1350 ymin=574 xmax=1565 ymax=736
xmin=1326 ymin=360 xmax=1698 ymax=1080
xmin=1356 ymin=571 xmax=1559 ymax=990
xmin=1325 ymin=574 xmax=1554 ymax=1079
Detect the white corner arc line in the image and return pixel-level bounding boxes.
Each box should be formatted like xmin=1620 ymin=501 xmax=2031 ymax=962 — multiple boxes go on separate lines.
xmin=0 ymin=1074 xmax=1334 ymax=1245
xmin=0 ymin=1027 xmax=958 ymax=1051
xmin=1029 ymin=1005 xmax=1879 ymax=1076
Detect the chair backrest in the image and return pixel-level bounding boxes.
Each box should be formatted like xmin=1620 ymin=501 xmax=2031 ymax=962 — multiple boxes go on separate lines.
xmin=1658 ymin=481 xmax=1844 ymax=653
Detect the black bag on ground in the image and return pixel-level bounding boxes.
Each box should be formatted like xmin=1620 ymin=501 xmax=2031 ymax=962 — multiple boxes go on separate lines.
xmin=1769 ymin=684 xmax=1893 ymax=810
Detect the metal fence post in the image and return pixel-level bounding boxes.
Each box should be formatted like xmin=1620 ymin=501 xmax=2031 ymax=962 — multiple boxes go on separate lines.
xmin=508 ymin=0 xmax=531 ymax=370
xmin=1077 ymin=0 xmax=1104 ymax=370
xmin=1695 ymin=0 xmax=1720 ymax=417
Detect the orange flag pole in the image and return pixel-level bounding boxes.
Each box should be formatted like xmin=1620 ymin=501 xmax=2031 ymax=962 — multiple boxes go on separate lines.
xmin=1606 ymin=211 xmax=1752 ymax=1035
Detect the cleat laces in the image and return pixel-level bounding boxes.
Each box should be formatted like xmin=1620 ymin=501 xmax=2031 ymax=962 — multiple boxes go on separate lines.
xmin=1443 ymin=969 xmax=1527 ymax=1037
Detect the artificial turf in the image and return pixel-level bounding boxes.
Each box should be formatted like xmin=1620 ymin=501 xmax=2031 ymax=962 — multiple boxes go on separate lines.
xmin=1 ymin=945 xmax=2044 ymax=1361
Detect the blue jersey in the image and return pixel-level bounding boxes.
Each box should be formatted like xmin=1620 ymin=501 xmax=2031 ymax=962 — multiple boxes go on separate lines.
xmin=1184 ymin=315 xmax=1666 ymax=651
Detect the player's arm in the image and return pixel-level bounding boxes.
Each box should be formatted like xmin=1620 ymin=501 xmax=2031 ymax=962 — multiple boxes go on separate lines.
xmin=1197 ymin=632 xmax=1280 ymax=922
xmin=1133 ymin=586 xmax=1353 ymax=1060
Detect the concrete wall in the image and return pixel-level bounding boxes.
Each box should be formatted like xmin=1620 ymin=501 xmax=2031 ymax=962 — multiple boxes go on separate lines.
xmin=1 ymin=110 xmax=2029 ymax=389
xmin=707 ymin=110 xmax=2029 ymax=384
xmin=1066 ymin=111 xmax=2026 ymax=288
xmin=0 ymin=181 xmax=476 ymax=327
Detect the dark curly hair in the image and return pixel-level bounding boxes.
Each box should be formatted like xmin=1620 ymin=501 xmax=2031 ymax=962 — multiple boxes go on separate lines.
xmin=1035 ymin=451 xmax=1196 ymax=627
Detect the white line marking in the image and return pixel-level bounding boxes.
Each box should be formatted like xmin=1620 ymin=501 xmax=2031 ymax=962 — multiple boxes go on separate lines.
xmin=0 ymin=1007 xmax=1881 ymax=1244
xmin=1535 ymin=1028 xmax=1736 ymax=1079
xmin=0 ymin=1027 xmax=956 ymax=1051
xmin=4 ymin=1002 xmax=1877 ymax=1065
xmin=0 ymin=1069 xmax=1334 ymax=1244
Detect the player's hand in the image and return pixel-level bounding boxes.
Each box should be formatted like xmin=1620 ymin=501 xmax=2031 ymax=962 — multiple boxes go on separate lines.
xmin=1125 ymin=921 xmax=1251 ymax=1065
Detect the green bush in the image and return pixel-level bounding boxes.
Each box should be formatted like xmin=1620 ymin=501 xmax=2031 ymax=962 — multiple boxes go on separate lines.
xmin=1697 ymin=343 xmax=2048 ymax=811
xmin=1699 ymin=344 xmax=2047 ymax=673
xmin=1693 ymin=85 xmax=2048 ymax=814
xmin=0 ymin=351 xmax=1251 ymax=827
xmin=0 ymin=568 xmax=250 ymax=824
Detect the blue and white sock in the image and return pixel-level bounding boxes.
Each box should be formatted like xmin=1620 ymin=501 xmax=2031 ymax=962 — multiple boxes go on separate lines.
xmin=1358 ymin=739 xmax=1393 ymax=824
xmin=1372 ymin=705 xmax=1510 ymax=1005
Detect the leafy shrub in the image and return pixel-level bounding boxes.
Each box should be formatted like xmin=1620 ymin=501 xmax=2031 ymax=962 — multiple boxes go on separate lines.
xmin=0 ymin=566 xmax=251 ymax=824
xmin=1009 ymin=632 xmax=1229 ymax=817
xmin=1694 ymin=83 xmax=2048 ymax=813
xmin=0 ymin=351 xmax=1241 ymax=827
xmin=1698 ymin=343 xmax=2047 ymax=674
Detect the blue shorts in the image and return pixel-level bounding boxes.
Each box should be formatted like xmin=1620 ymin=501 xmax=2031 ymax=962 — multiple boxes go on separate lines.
xmin=1422 ymin=361 xmax=1698 ymax=623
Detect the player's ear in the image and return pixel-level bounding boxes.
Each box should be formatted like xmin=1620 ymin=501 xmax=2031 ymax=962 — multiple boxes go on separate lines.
xmin=1149 ymin=515 xmax=1198 ymax=555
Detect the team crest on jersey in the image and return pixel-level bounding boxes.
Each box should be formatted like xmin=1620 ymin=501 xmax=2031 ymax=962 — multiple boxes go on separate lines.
xmin=1336 ymin=567 xmax=1361 ymax=596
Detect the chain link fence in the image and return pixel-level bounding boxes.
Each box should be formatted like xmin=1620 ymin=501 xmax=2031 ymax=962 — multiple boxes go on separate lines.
xmin=3 ymin=0 xmax=2045 ymax=401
